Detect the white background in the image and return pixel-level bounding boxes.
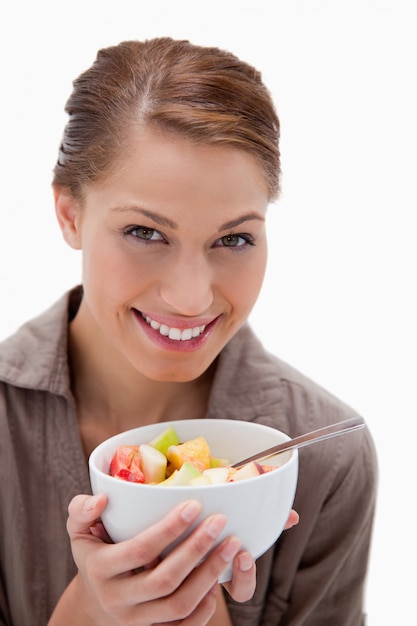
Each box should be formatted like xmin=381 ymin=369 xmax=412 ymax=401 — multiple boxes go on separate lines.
xmin=1 ymin=1 xmax=415 ymax=623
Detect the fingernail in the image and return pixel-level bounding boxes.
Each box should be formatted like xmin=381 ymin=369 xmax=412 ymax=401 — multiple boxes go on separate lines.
xmin=180 ymin=500 xmax=202 ymax=523
xmin=220 ymin=537 xmax=241 ymax=562
xmin=204 ymin=514 xmax=227 ymax=539
xmin=238 ymin=551 xmax=253 ymax=572
xmin=83 ymin=495 xmax=101 ymax=513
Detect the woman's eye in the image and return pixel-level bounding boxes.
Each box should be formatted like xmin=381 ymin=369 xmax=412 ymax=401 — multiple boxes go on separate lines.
xmin=125 ymin=226 xmax=164 ymax=241
xmin=216 ymin=233 xmax=254 ymax=248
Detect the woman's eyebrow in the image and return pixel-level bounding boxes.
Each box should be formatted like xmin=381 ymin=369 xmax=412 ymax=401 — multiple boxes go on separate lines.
xmin=112 ymin=206 xmax=177 ymax=229
xmin=112 ymin=206 xmax=264 ymax=231
xmin=219 ymin=213 xmax=265 ymax=230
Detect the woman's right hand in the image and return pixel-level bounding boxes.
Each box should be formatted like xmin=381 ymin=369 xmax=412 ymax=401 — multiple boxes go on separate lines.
xmin=48 ymin=493 xmax=247 ymax=625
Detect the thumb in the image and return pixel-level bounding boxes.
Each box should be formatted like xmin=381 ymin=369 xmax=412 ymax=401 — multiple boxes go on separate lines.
xmin=67 ymin=493 xmax=108 ymax=540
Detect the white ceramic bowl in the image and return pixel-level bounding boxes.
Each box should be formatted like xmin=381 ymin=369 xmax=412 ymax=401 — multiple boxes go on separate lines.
xmin=89 ymin=419 xmax=298 ymax=582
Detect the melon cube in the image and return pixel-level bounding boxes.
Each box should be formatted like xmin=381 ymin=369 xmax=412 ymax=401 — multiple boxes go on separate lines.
xmin=148 ymin=426 xmax=180 ymax=456
xmin=159 ymin=461 xmax=203 ymax=486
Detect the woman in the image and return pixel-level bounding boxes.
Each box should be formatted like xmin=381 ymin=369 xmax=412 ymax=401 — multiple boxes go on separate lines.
xmin=0 ymin=37 xmax=377 ymax=625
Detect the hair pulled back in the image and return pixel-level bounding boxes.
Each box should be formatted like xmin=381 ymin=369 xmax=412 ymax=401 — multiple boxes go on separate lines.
xmin=53 ymin=37 xmax=281 ymax=201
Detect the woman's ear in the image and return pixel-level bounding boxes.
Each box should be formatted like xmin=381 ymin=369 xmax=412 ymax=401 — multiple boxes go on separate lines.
xmin=53 ymin=187 xmax=82 ymax=250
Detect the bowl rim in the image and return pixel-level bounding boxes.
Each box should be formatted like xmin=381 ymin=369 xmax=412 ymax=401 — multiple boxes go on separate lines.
xmin=89 ymin=418 xmax=298 ymax=490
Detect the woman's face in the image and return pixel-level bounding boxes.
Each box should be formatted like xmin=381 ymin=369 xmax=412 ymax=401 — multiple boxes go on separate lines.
xmin=63 ymin=127 xmax=269 ymax=382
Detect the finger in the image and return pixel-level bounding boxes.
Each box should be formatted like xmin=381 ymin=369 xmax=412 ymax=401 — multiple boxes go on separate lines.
xmin=89 ymin=521 xmax=112 ymax=543
xmin=99 ymin=499 xmax=204 ymax=578
xmin=138 ymin=514 xmax=231 ymax=599
xmin=157 ymin=584 xmax=218 ymax=626
xmin=222 ymin=549 xmax=256 ymax=602
xmin=134 ymin=535 xmax=241 ymax=623
xmin=284 ymin=509 xmax=299 ymax=530
xmin=67 ymin=494 xmax=108 ymax=539
xmin=104 ymin=512 xmax=231 ymax=610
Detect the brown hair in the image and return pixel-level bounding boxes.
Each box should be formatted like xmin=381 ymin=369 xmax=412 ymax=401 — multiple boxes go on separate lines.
xmin=53 ymin=37 xmax=280 ymax=201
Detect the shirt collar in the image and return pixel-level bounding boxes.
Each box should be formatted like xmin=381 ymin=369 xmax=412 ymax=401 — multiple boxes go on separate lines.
xmin=0 ymin=286 xmax=82 ymax=397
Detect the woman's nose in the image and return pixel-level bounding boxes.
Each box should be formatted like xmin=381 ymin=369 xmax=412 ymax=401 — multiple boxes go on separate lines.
xmin=159 ymin=253 xmax=214 ymax=315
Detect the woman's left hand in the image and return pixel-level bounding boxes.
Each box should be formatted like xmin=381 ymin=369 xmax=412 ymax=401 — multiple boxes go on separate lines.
xmin=222 ymin=508 xmax=299 ymax=601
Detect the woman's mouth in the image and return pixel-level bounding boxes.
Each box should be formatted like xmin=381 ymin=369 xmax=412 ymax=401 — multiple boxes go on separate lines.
xmin=133 ymin=309 xmax=219 ymax=353
xmin=140 ymin=313 xmax=207 ymax=341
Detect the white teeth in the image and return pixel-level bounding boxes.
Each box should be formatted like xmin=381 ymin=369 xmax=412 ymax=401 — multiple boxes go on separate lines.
xmin=142 ymin=314 xmax=206 ymax=341
xmin=168 ymin=328 xmax=181 ymax=340
xmin=181 ymin=328 xmax=193 ymax=341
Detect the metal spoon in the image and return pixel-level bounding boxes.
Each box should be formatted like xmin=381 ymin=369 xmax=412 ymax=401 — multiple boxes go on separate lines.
xmin=231 ymin=415 xmax=365 ymax=468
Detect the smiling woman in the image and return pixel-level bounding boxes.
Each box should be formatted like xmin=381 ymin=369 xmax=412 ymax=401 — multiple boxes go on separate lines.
xmin=0 ymin=37 xmax=377 ymax=626
xmin=56 ymin=128 xmax=269 ymax=382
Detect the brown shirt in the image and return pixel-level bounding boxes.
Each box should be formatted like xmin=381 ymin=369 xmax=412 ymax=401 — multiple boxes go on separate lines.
xmin=0 ymin=287 xmax=377 ymax=625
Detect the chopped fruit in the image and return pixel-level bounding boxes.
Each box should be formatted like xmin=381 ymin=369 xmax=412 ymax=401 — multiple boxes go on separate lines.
xmin=190 ymin=475 xmax=212 ymax=486
xmin=109 ymin=426 xmax=279 ymax=486
xmin=202 ymin=467 xmax=230 ymax=484
xmin=209 ymin=456 xmax=230 ymax=468
xmin=148 ymin=426 xmax=180 ymax=456
xmin=229 ymin=461 xmax=263 ymax=482
xmin=158 ymin=468 xmax=179 ymax=485
xmin=167 ymin=436 xmax=211 ymax=473
xmin=113 ymin=468 xmax=142 ymax=483
xmin=258 ymin=464 xmax=277 ymax=473
xmin=109 ymin=445 xmax=144 ymax=483
xmin=159 ymin=461 xmax=202 ymax=486
xmin=139 ymin=444 xmax=167 ymax=484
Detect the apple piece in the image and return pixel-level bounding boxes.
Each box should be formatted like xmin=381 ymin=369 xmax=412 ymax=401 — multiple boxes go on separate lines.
xmin=148 ymin=426 xmax=180 ymax=456
xmin=229 ymin=461 xmax=262 ymax=482
xmin=190 ymin=475 xmax=212 ymax=486
xmin=139 ymin=443 xmax=167 ymax=483
xmin=159 ymin=461 xmax=203 ymax=486
xmin=202 ymin=467 xmax=230 ymax=485
xmin=259 ymin=464 xmax=279 ymax=473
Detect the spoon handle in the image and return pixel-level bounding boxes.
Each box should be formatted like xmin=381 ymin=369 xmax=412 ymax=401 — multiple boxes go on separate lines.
xmin=231 ymin=415 xmax=365 ymax=468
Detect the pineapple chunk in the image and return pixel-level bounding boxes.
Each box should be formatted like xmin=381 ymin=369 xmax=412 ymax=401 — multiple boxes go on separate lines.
xmin=167 ymin=436 xmax=211 ymax=473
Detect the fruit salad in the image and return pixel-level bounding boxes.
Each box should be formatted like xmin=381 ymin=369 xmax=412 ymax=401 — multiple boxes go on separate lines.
xmin=109 ymin=425 xmax=277 ymax=486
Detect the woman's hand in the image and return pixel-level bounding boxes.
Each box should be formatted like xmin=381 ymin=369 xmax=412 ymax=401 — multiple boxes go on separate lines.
xmin=50 ymin=493 xmax=257 ymax=625
xmin=221 ymin=507 xmax=299 ymax=602
xmin=284 ymin=509 xmax=299 ymax=530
